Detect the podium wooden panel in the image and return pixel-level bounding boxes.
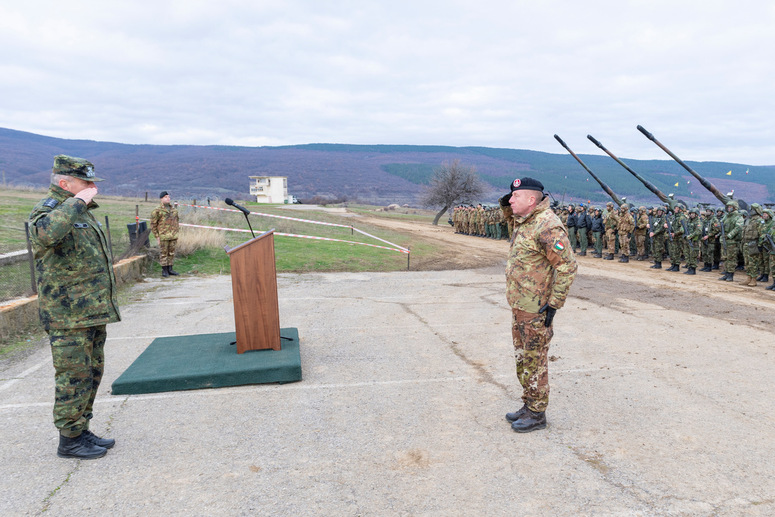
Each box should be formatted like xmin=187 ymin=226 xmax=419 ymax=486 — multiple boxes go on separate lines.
xmin=226 ymin=230 xmax=281 ymax=353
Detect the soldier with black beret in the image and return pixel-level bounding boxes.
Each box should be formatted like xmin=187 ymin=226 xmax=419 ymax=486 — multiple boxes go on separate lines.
xmin=28 ymin=155 xmax=121 ymax=459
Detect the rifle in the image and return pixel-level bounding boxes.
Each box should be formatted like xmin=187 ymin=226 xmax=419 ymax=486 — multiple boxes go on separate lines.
xmin=719 ymin=217 xmax=728 ymax=249
xmin=765 ymin=233 xmax=775 ymax=253
xmin=680 ymin=218 xmax=694 ymax=250
xmin=666 ymin=216 xmax=674 ymax=242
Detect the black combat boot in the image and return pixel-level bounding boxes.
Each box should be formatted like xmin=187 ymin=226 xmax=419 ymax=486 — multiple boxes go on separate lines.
xmin=603 ymin=254 xmax=614 ymax=260
xmin=725 ymin=272 xmax=734 ymax=282
xmin=650 ymin=261 xmax=662 ymax=269
xmin=671 ymin=264 xmax=681 ymax=272
xmin=505 ymin=404 xmax=529 ymax=423
xmin=57 ymin=433 xmax=107 ymax=459
xmin=766 ymin=282 xmax=775 ymax=291
xmin=618 ymin=255 xmax=629 ymax=263
xmin=683 ymin=267 xmax=696 ymax=275
xmin=511 ymin=408 xmax=547 ymax=433
xmin=718 ymin=272 xmax=730 ymax=281
xmin=162 ymin=265 xmax=170 ymax=277
xmin=700 ymin=263 xmax=712 ymax=272
xmin=81 ymin=430 xmax=115 ymax=449
xmin=636 ymin=255 xmax=645 ymax=261
xmin=712 ymin=262 xmax=720 ymax=270
xmin=757 ymin=274 xmax=769 ymax=282
xmin=167 ymin=265 xmax=179 ymax=276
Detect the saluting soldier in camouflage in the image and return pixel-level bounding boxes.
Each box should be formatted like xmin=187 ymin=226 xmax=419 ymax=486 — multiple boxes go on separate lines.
xmin=29 ymin=155 xmax=121 ymax=460
xmin=719 ymin=200 xmax=744 ymax=282
xmin=151 ymin=191 xmax=180 ymax=277
xmin=500 ymin=177 xmax=577 ymax=433
xmin=740 ymin=203 xmax=764 ymax=286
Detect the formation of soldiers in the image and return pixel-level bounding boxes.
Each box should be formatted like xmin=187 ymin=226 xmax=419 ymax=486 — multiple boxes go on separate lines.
xmin=452 ymin=204 xmax=513 ymax=240
xmin=453 ymin=199 xmax=775 ymax=291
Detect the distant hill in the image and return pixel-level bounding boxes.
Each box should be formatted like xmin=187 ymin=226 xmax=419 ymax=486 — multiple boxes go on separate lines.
xmin=0 ymin=127 xmax=772 ymax=207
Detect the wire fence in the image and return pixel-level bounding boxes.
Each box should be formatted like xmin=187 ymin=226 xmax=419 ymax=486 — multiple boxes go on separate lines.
xmin=0 ymin=218 xmax=133 ymax=304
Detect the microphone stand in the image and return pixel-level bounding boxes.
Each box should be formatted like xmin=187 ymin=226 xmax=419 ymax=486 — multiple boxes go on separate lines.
xmin=241 ymin=211 xmax=256 ymax=238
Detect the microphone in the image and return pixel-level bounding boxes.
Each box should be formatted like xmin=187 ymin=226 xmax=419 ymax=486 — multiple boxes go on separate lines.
xmin=225 ymin=198 xmax=251 ymax=216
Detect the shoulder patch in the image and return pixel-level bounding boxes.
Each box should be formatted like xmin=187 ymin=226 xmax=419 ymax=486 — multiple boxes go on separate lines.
xmin=42 ymin=198 xmax=59 ymax=209
xmin=553 ymin=242 xmax=565 ymax=252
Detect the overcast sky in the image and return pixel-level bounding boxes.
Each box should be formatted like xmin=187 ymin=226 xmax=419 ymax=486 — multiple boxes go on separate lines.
xmin=2 ymin=1 xmax=775 ymax=164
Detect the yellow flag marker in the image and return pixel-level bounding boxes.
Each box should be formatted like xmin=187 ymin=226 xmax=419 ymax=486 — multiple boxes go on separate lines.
xmin=674 ymin=182 xmax=679 ymax=187
xmin=726 ymin=171 xmax=732 ymax=175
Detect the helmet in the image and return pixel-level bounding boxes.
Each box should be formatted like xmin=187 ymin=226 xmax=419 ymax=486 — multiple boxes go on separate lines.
xmin=619 ymin=203 xmax=629 ymax=210
xmin=726 ymin=200 xmax=740 ymax=210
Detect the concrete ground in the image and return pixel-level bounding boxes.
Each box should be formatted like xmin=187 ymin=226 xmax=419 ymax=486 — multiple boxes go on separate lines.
xmin=1 ymin=262 xmax=774 ymax=516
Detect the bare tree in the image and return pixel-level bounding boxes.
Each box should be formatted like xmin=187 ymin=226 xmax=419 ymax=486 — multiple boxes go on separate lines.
xmin=421 ymin=160 xmax=486 ymax=225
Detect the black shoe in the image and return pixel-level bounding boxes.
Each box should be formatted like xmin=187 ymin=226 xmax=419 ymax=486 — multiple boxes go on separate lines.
xmin=735 ymin=265 xmax=745 ymax=271
xmin=683 ymin=267 xmax=696 ymax=275
xmin=700 ymin=264 xmax=712 ymax=272
xmin=162 ymin=265 xmax=170 ymax=277
xmin=81 ymin=429 xmax=115 ymax=449
xmin=671 ymin=265 xmax=681 ymax=272
xmin=718 ymin=272 xmax=730 ymax=281
xmin=712 ymin=263 xmax=720 ymax=270
xmin=167 ymin=267 xmax=179 ymax=276
xmin=603 ymin=254 xmax=614 ymax=260
xmin=618 ymin=255 xmax=629 ymax=263
xmin=725 ymin=273 xmax=734 ymax=282
xmin=766 ymin=283 xmax=775 ymax=291
xmin=505 ymin=405 xmax=529 ymax=423
xmin=636 ymin=255 xmax=645 ymax=261
xmin=757 ymin=274 xmax=769 ymax=282
xmin=57 ymin=433 xmax=107 ymax=459
xmin=578 ymin=252 xmax=586 ymax=256
xmin=650 ymin=262 xmax=662 ymax=269
xmin=511 ymin=409 xmax=547 ymax=433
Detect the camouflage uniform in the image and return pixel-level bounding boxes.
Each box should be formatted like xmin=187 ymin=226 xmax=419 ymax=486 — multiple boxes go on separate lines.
xmin=741 ymin=203 xmax=763 ymax=284
xmin=603 ymin=203 xmax=619 ymax=259
xmin=151 ymin=199 xmax=180 ymax=267
xmin=683 ymin=210 xmax=702 ymax=271
xmin=617 ymin=204 xmax=635 ymax=261
xmin=668 ymin=207 xmax=686 ymax=270
xmin=720 ymin=201 xmax=744 ymax=278
xmin=503 ymin=194 xmax=577 ymax=414
xmin=634 ymin=207 xmax=649 ymax=259
xmin=649 ymin=208 xmax=668 ymax=266
xmin=29 ymin=156 xmax=121 ymax=439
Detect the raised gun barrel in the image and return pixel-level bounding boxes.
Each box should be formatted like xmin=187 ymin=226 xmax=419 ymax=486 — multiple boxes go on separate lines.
xmin=636 ymin=125 xmax=749 ymax=210
xmin=554 ymin=134 xmax=624 ymax=207
xmin=587 ymin=134 xmax=686 ymax=209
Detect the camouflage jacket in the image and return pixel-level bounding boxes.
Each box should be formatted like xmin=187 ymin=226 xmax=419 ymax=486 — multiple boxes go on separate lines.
xmin=28 ymin=185 xmax=121 ymax=331
xmin=685 ymin=217 xmax=702 ymax=241
xmin=722 ymin=210 xmax=744 ymax=241
xmin=650 ymin=214 xmax=667 ymax=237
xmin=503 ymin=196 xmax=577 ymax=313
xmin=617 ymin=210 xmax=635 ymax=233
xmin=741 ymin=215 xmax=762 ymax=242
xmin=150 ymin=203 xmax=180 ymax=241
xmin=705 ymin=215 xmax=721 ymax=239
xmin=635 ymin=212 xmax=649 ymax=233
xmin=603 ymin=209 xmax=619 ymax=230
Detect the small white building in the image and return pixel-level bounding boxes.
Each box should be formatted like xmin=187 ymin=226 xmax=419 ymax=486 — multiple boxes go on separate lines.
xmin=249 ymin=176 xmax=290 ymax=203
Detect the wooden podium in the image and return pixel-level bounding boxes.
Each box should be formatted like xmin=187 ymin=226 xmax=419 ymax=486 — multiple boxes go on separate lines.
xmin=225 ymin=230 xmax=281 ymax=353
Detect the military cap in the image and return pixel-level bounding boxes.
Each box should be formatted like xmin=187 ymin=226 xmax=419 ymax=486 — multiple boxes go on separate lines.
xmin=52 ymin=154 xmax=104 ymax=182
xmin=159 ymin=190 xmax=169 ymax=198
xmin=510 ymin=177 xmax=544 ymax=193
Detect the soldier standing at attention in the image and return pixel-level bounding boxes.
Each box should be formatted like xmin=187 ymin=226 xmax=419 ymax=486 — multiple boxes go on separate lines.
xmin=151 ymin=191 xmax=180 ymax=277
xmin=499 ymin=177 xmax=577 ymax=433
xmin=683 ymin=208 xmax=702 ymax=275
xmin=649 ymin=205 xmax=668 ymax=269
xmin=574 ymin=205 xmax=589 ymax=256
xmin=719 ymin=200 xmax=744 ymax=282
xmin=28 ymin=155 xmax=121 ymax=459
xmin=740 ymin=203 xmax=764 ymax=287
xmin=565 ymin=204 xmax=577 ymax=251
xmin=590 ymin=207 xmax=605 ymax=257
xmin=616 ymin=203 xmax=635 ymax=263
xmin=634 ymin=206 xmax=649 ymax=260
xmin=603 ymin=201 xmax=619 ymax=260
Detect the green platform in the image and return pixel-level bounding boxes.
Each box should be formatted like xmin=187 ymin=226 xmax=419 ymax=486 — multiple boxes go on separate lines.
xmin=111 ymin=328 xmax=302 ymax=395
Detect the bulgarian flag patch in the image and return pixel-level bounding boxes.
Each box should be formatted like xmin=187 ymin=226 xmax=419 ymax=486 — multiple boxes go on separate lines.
xmin=554 ymin=241 xmax=565 ymax=252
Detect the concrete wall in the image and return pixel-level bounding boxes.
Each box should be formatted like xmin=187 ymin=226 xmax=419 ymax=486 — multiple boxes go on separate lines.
xmin=0 ymin=254 xmax=150 ymax=340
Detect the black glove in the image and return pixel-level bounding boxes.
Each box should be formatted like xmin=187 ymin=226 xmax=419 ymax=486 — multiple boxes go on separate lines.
xmin=538 ymin=303 xmax=557 ymax=327
xmin=499 ymin=194 xmax=511 ymax=207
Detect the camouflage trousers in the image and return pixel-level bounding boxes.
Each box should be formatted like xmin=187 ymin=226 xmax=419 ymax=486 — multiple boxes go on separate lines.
xmin=702 ymin=238 xmax=716 ymax=265
xmin=619 ymin=232 xmax=631 ymax=257
xmin=722 ymin=241 xmax=741 ymax=274
xmin=49 ymin=325 xmax=106 ymax=437
xmin=743 ymin=241 xmax=762 ymax=277
xmin=604 ymin=229 xmax=617 ymax=255
xmin=652 ymin=234 xmax=666 ymax=261
xmin=635 ymin=231 xmax=647 ymax=256
xmin=160 ymin=238 xmax=177 ymax=266
xmin=511 ymin=309 xmax=553 ymax=413
xmin=669 ymin=236 xmax=683 ymax=265
xmin=683 ymin=239 xmax=699 ymax=268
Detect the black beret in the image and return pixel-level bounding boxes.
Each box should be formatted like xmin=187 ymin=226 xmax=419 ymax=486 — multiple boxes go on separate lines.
xmin=159 ymin=191 xmax=169 ymax=198
xmin=510 ymin=177 xmax=544 ymax=193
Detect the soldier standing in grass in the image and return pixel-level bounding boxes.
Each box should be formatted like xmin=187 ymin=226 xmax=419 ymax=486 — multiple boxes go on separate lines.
xmin=499 ymin=177 xmax=577 ymax=433
xmin=151 ymin=191 xmax=180 ymax=277
xmin=29 ymin=155 xmax=120 ymax=459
